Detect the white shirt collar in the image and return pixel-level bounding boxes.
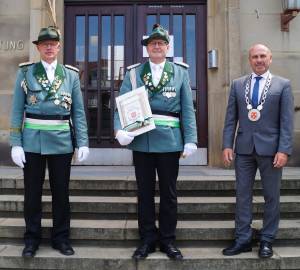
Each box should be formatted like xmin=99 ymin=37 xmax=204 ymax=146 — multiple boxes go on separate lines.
xmin=41 ymin=59 xmax=57 ymax=71
xmin=149 ymin=60 xmax=165 ymax=70
xmin=251 ymin=70 xmax=270 ymax=80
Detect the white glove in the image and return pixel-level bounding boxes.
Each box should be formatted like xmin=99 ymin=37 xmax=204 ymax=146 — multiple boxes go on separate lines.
xmin=77 ymin=146 xmax=89 ymax=162
xmin=11 ymin=146 xmax=26 ymax=168
xmin=115 ymin=130 xmax=136 ymax=146
xmin=182 ymin=143 xmax=197 ymax=158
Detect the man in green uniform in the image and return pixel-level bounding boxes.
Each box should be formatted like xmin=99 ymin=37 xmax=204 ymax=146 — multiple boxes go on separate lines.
xmin=10 ymin=26 xmax=89 ymax=257
xmin=114 ymin=24 xmax=197 ymax=260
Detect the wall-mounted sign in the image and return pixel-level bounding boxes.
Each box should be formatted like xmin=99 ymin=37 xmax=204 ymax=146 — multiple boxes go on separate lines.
xmin=0 ymin=40 xmax=25 ymax=51
xmin=208 ymin=49 xmax=218 ymax=69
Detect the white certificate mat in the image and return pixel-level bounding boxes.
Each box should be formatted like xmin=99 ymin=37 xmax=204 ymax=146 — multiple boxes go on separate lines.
xmin=116 ymin=86 xmax=156 ymax=136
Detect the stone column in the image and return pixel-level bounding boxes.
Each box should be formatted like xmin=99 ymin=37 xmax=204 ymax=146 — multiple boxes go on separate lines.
xmin=30 ymin=0 xmax=64 ymax=62
xmin=0 ymin=0 xmax=30 ymax=165
xmin=207 ymin=0 xmax=241 ymax=166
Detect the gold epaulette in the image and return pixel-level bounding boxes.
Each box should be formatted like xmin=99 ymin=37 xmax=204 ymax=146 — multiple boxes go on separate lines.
xmin=19 ymin=62 xmax=34 ymax=68
xmin=174 ymin=61 xmax=189 ymax=69
xmin=65 ymin=64 xmax=79 ymax=73
xmin=126 ymin=63 xmax=141 ymax=70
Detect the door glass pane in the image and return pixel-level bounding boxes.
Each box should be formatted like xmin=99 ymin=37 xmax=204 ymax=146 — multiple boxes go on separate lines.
xmin=147 ymin=15 xmax=156 ymax=34
xmin=101 ymin=16 xmax=111 ymax=88
xmin=192 ymin=90 xmax=197 ymax=109
xmin=186 ymin=15 xmax=196 ymax=87
xmin=76 ymin=16 xmax=85 ymax=87
xmin=87 ymin=91 xmax=97 ymax=136
xmin=101 ymin=92 xmax=111 ymax=136
xmin=88 ymin=16 xmax=98 ymax=88
xmin=173 ymin=15 xmax=183 ymax=61
xmin=160 ymin=15 xmax=169 ymax=30
xmin=114 ymin=16 xmax=124 ymax=89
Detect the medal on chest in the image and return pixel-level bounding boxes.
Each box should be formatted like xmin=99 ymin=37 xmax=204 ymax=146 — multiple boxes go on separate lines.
xmin=29 ymin=95 xmax=38 ymax=105
xmin=244 ymin=75 xmax=271 ymax=122
xmin=248 ymin=108 xmax=261 ymax=121
xmin=162 ymin=86 xmax=176 ymax=98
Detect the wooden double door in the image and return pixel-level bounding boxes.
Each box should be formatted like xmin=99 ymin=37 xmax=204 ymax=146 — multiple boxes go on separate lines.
xmin=65 ymin=1 xmax=207 ymax=163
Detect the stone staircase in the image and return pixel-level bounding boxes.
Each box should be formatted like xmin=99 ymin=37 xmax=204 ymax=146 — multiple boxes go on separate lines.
xmin=0 ymin=166 xmax=300 ymax=270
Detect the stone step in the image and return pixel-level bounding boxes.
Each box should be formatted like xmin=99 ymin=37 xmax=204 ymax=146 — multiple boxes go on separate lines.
xmin=1 ymin=176 xmax=300 ymax=196
xmin=0 ymin=218 xmax=300 ymax=244
xmin=1 ymin=195 xmax=300 ymax=220
xmin=0 ymin=244 xmax=300 ymax=270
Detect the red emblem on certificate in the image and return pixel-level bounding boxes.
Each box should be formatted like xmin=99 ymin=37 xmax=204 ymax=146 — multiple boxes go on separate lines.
xmin=248 ymin=109 xmax=261 ymax=121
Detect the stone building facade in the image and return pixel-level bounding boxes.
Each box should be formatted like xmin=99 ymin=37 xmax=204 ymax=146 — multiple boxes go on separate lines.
xmin=0 ymin=0 xmax=299 ymax=166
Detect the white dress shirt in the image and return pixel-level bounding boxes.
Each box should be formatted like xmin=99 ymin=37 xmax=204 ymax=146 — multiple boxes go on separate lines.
xmin=149 ymin=60 xmax=166 ymax=87
xmin=250 ymin=70 xmax=272 ymax=101
xmin=41 ymin=60 xmax=57 ymax=84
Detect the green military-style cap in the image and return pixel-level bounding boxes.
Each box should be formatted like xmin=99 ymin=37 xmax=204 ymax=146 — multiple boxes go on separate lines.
xmin=32 ymin=26 xmax=60 ymax=45
xmin=141 ymin=24 xmax=170 ymax=46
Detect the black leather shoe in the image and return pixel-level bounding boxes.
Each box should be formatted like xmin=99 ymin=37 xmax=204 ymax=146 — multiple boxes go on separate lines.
xmin=160 ymin=244 xmax=183 ymax=260
xmin=52 ymin=242 xmax=75 ymax=256
xmin=22 ymin=244 xmax=38 ymax=258
xmin=132 ymin=243 xmax=156 ymax=260
xmin=222 ymin=241 xmax=252 ymax=256
xmin=258 ymin=241 xmax=273 ymax=258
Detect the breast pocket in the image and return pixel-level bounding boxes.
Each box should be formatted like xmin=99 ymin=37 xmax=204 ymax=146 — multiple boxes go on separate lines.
xmin=264 ymin=92 xmax=281 ymax=108
xmin=268 ymin=94 xmax=281 ymax=104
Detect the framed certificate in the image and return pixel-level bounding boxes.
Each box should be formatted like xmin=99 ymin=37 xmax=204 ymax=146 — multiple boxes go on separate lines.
xmin=116 ymin=86 xmax=156 ymax=136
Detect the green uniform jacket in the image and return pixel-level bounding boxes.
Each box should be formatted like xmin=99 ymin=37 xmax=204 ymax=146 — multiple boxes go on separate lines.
xmin=114 ymin=61 xmax=197 ymax=153
xmin=10 ymin=62 xmax=88 ymax=154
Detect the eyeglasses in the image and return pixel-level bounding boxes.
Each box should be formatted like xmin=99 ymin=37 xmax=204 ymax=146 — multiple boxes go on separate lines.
xmin=39 ymin=42 xmax=59 ymax=49
xmin=148 ymin=41 xmax=167 ymax=47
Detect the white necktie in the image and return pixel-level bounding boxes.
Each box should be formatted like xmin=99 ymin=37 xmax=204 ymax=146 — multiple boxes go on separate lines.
xmin=152 ymin=65 xmax=162 ymax=87
xmin=46 ymin=65 xmax=55 ymax=84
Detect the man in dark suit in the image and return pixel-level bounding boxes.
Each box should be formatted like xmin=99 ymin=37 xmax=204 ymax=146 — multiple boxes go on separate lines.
xmin=222 ymin=44 xmax=294 ymax=258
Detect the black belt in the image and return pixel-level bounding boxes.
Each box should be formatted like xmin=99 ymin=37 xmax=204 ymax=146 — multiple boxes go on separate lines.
xmin=25 ymin=113 xmax=70 ymax=120
xmin=152 ymin=110 xmax=179 ymax=118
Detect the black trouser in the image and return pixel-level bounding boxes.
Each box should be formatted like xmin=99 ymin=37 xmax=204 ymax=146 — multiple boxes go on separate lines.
xmin=23 ymin=152 xmax=73 ymax=247
xmin=133 ymin=151 xmax=180 ymax=246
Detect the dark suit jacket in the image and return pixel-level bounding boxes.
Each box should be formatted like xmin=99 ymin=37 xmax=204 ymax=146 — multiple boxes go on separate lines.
xmin=222 ymin=73 xmax=294 ymax=156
